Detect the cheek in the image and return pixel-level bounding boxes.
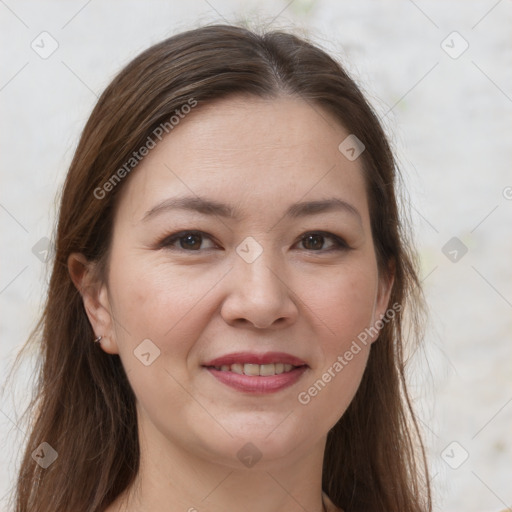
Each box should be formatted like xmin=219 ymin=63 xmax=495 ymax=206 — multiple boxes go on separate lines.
xmin=303 ymin=258 xmax=378 ymax=348
xmin=294 ymin=259 xmax=378 ymax=425
xmin=106 ymin=253 xmax=217 ymax=426
xmin=106 ymin=251 xmax=223 ymax=363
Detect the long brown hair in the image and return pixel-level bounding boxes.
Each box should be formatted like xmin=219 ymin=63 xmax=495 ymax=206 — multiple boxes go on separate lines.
xmin=7 ymin=24 xmax=431 ymax=511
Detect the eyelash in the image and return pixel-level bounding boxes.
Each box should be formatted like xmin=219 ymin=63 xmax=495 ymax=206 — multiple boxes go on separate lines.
xmin=156 ymin=230 xmax=350 ymax=253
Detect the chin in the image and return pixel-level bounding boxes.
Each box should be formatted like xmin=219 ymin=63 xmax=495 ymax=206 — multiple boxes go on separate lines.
xmin=197 ymin=421 xmax=312 ymax=469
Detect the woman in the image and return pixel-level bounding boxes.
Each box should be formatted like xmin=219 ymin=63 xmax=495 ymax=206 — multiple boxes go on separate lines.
xmin=11 ymin=24 xmax=431 ymax=511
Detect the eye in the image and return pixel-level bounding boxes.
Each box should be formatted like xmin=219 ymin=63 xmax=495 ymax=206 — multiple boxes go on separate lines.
xmin=297 ymin=231 xmax=349 ymax=252
xmin=157 ymin=230 xmax=348 ymax=253
xmin=158 ymin=230 xmax=218 ymax=251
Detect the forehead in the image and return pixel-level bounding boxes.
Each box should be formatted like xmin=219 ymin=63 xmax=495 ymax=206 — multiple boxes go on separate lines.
xmin=115 ymin=95 xmax=369 ymax=224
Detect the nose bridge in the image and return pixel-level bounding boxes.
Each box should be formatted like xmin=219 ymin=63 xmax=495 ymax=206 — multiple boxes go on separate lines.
xmin=221 ymin=237 xmax=298 ymax=328
xmin=235 ymin=240 xmax=286 ymax=301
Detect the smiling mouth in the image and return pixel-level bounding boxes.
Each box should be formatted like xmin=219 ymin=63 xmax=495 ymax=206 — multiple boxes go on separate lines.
xmin=206 ymin=363 xmax=305 ymax=376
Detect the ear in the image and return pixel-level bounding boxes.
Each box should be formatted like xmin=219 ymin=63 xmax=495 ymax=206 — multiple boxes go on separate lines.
xmin=370 ymin=261 xmax=396 ymax=343
xmin=68 ymin=253 xmax=120 ymax=355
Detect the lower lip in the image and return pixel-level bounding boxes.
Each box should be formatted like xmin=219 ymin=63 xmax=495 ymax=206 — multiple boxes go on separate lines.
xmin=204 ymin=366 xmax=308 ymax=394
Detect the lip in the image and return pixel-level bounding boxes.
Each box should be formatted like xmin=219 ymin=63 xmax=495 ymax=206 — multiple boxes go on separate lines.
xmin=203 ymin=351 xmax=307 ymax=367
xmin=202 ymin=351 xmax=309 ymax=394
xmin=205 ymin=366 xmax=308 ymax=394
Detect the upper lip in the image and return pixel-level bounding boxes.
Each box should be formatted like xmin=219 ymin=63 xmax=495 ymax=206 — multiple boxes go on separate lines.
xmin=203 ymin=351 xmax=308 ymax=367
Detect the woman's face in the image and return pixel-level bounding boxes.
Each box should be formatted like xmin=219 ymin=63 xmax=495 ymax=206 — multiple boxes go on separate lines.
xmin=90 ymin=96 xmax=391 ymax=468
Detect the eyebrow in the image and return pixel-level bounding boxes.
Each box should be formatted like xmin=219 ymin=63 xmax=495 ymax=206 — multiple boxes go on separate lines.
xmin=142 ymin=196 xmax=362 ymax=224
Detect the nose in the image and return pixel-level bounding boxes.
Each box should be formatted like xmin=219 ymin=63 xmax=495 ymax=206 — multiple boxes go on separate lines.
xmin=220 ymin=253 xmax=299 ymax=329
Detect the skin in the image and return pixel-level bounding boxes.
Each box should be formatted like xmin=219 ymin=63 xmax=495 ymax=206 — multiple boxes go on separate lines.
xmin=69 ymin=96 xmax=393 ymax=512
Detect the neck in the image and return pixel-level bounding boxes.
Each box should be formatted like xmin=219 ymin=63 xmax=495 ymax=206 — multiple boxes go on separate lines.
xmin=110 ymin=412 xmax=329 ymax=512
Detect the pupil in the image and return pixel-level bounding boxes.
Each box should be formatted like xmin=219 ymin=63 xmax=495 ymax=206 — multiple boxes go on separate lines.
xmin=304 ymin=234 xmax=323 ymax=250
xmin=181 ymin=234 xmax=201 ymax=250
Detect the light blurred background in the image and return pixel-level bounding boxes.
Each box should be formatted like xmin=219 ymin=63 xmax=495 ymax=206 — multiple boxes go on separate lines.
xmin=1 ymin=1 xmax=511 ymax=511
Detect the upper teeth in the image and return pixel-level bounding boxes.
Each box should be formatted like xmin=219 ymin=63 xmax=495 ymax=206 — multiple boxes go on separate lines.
xmin=213 ymin=363 xmax=296 ymax=376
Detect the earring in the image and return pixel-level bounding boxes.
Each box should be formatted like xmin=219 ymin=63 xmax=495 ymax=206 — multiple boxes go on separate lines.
xmin=94 ymin=335 xmax=102 ymax=343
